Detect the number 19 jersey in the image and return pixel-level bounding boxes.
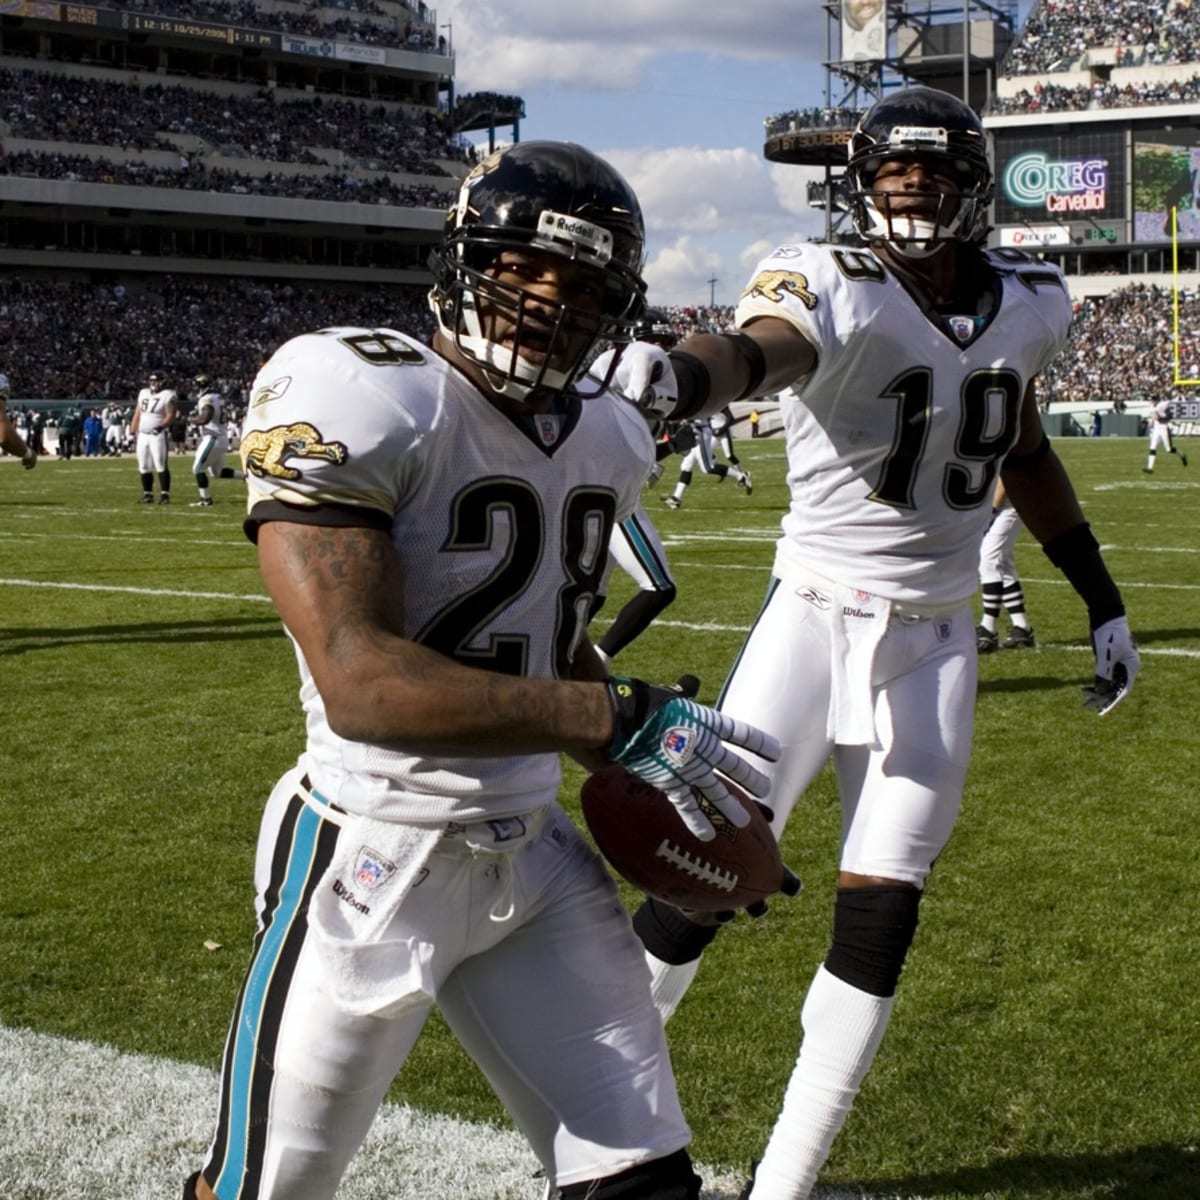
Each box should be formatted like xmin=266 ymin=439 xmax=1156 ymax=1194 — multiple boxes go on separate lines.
xmin=735 ymin=243 xmax=1072 ymax=606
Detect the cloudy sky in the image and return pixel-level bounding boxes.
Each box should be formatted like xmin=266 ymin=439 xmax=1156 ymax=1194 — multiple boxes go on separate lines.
xmin=436 ymin=0 xmax=839 ymax=308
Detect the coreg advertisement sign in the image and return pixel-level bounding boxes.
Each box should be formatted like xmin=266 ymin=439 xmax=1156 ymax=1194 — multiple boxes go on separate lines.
xmin=992 ymin=130 xmax=1126 ymax=230
xmin=1002 ymin=151 xmax=1108 ymax=214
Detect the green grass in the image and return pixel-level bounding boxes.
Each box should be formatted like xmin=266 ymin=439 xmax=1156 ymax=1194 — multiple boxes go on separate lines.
xmin=1 ymin=440 xmax=1197 ymax=1199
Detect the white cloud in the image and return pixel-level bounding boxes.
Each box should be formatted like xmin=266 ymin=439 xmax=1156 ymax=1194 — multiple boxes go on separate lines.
xmin=604 ymin=147 xmax=781 ymax=235
xmin=644 ymin=236 xmax=725 ymax=307
xmin=440 ymin=1 xmax=826 ymax=90
xmin=435 ymin=1 xmax=833 ymax=305
xmin=600 ymin=147 xmax=827 ymax=305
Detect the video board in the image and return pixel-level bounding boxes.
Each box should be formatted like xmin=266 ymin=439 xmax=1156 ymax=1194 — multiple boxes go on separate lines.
xmin=1132 ymin=127 xmax=1200 ymax=243
xmin=992 ymin=128 xmax=1125 ymax=248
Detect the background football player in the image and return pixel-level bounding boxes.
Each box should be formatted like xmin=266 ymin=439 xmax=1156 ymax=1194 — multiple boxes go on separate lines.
xmin=586 ymin=308 xmax=680 ymax=664
xmin=660 ymin=413 xmax=752 ymax=509
xmin=976 ymin=476 xmax=1036 ymax=651
xmin=611 ymin=87 xmax=1141 ymax=1200
xmin=186 ymin=141 xmax=781 ymax=1200
xmin=188 ymin=373 xmax=245 ymax=507
xmin=1144 ymin=392 xmax=1188 ymax=472
xmin=130 ymin=369 xmax=177 ymax=503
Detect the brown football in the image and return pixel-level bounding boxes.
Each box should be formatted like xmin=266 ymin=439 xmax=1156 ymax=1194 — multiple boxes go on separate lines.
xmin=580 ymin=766 xmax=786 ymax=911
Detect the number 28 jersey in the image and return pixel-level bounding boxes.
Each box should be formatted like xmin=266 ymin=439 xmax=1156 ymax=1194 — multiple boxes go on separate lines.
xmin=241 ymin=327 xmax=653 ymax=823
xmin=735 ymin=243 xmax=1072 ymax=607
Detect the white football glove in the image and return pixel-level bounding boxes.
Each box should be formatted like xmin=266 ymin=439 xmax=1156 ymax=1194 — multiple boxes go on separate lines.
xmin=604 ymin=676 xmax=780 ymax=841
xmin=611 ymin=342 xmax=678 ymax=422
xmin=1081 ymin=616 xmax=1140 ymax=716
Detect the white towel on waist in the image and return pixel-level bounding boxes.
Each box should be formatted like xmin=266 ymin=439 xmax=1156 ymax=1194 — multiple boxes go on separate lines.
xmin=827 ymin=585 xmax=891 ymax=747
xmin=306 ymin=814 xmax=444 ymax=1017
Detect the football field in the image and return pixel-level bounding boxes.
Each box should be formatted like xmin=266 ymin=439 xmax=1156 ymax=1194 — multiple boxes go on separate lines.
xmin=1 ymin=438 xmax=1197 ymax=1200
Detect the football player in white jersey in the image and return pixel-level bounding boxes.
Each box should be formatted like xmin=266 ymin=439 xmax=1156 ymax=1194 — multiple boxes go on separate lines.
xmin=587 ymin=313 xmax=680 ymax=665
xmin=130 ymin=369 xmax=177 ymax=503
xmin=610 ymin=87 xmax=1141 ymax=1200
xmin=1144 ymin=394 xmax=1188 ymax=472
xmin=186 ymin=141 xmax=782 ymax=1200
xmin=188 ymin=373 xmax=245 ymax=507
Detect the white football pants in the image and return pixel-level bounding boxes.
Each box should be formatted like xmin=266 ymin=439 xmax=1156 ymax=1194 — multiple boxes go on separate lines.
xmin=720 ymin=575 xmax=976 ymax=882
xmin=201 ymin=769 xmax=689 ymax=1200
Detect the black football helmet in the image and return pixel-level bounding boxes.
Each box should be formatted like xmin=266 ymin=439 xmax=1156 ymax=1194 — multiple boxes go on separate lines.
xmin=430 ymin=141 xmax=647 ymax=403
xmin=634 ymin=307 xmax=678 ymax=349
xmin=846 ymin=87 xmax=992 ymax=258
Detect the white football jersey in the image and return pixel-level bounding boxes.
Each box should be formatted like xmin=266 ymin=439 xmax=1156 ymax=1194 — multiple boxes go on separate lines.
xmin=242 ymin=327 xmax=653 ymax=823
xmin=135 ymin=386 xmax=176 ymax=433
xmin=195 ymin=389 xmax=225 ymax=435
xmin=1153 ymin=398 xmax=1172 ymax=423
xmin=735 ymin=243 xmax=1072 ymax=606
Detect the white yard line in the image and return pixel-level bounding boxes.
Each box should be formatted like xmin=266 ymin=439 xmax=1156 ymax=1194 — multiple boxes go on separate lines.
xmin=0 ymin=1024 xmax=890 ymax=1200
xmin=1 ymin=577 xmax=1198 ymax=658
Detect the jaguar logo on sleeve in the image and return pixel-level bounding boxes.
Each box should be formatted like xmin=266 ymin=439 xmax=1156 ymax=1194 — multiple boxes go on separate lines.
xmin=740 ymin=269 xmax=819 ymax=311
xmin=241 ymin=422 xmax=349 ymax=481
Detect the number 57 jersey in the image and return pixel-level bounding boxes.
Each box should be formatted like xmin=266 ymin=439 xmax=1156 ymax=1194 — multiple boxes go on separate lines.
xmin=240 ymin=326 xmax=653 ymax=823
xmin=735 ymin=243 xmax=1072 ymax=607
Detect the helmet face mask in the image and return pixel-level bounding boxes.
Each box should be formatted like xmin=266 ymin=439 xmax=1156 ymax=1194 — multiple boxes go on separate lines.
xmin=430 ymin=141 xmax=647 ymax=406
xmin=847 ymin=87 xmax=993 ymax=259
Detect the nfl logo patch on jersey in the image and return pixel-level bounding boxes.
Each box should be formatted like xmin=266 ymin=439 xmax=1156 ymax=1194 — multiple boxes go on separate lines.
xmin=354 ymin=847 xmax=396 ymax=890
xmin=536 ymin=414 xmax=561 ymax=446
xmin=947 ymin=315 xmax=976 ymax=344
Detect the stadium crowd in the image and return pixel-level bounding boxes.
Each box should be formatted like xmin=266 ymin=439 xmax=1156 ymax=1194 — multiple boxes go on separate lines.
xmin=105 ymin=0 xmax=446 ymax=54
xmin=1 ymin=68 xmax=467 ymax=175
xmin=991 ymin=71 xmax=1200 ymax=113
xmin=763 ymin=106 xmax=861 ymax=137
xmin=1 ymin=150 xmax=451 ymax=206
xmin=0 ymin=274 xmax=439 ymax=404
xmin=1041 ymin=282 xmax=1199 ymax=407
xmin=2 ymin=279 xmax=1193 ymax=413
xmin=1001 ymin=0 xmax=1200 ymax=76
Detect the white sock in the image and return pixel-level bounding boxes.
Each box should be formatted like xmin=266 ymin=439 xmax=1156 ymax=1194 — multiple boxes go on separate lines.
xmin=749 ymin=966 xmax=894 ymax=1200
xmin=645 ymin=951 xmax=702 ymax=1024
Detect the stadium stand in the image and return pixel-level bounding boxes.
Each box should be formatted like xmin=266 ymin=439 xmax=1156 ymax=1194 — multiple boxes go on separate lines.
xmin=0 ymin=0 xmax=486 ymax=408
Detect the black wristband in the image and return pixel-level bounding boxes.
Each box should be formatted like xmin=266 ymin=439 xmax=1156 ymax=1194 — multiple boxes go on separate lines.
xmin=1042 ymin=522 xmax=1125 ymax=628
xmin=603 ymin=677 xmax=655 ymax=757
xmin=726 ymin=331 xmax=768 ymax=401
xmin=666 ymin=351 xmax=711 ymax=420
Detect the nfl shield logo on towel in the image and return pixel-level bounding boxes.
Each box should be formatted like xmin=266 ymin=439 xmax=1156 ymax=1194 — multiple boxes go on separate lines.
xmin=355 ymin=847 xmax=396 ymax=890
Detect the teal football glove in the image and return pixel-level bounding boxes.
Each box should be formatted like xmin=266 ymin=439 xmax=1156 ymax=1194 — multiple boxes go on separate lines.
xmin=604 ymin=675 xmax=780 ymax=841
